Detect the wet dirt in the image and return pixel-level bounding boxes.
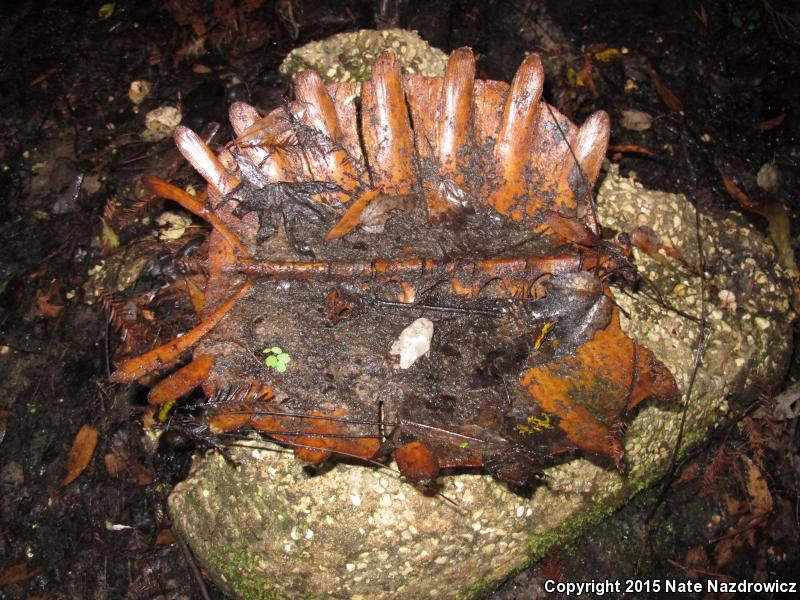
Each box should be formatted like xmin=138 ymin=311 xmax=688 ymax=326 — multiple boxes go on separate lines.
xmin=1 ymin=0 xmax=798 ymax=598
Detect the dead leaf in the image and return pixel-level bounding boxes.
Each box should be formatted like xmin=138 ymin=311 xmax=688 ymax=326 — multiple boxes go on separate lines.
xmin=543 ymin=211 xmax=600 ymax=246
xmin=753 ymin=113 xmax=785 ymax=132
xmin=676 ymin=459 xmax=701 ymax=484
xmin=128 ymin=80 xmax=151 ymax=105
xmin=359 ymin=194 xmax=415 ymax=233
xmin=720 ymin=170 xmax=756 ymax=209
xmin=184 ymin=276 xmax=206 ymax=315
xmin=521 ymin=305 xmax=677 ymax=466
xmin=713 ymin=535 xmax=737 ymax=568
xmin=30 ymin=68 xmax=56 ymax=87
xmin=695 ymin=4 xmax=709 ymax=27
xmin=35 ymin=284 xmax=64 ymax=319
xmin=141 ymin=406 xmax=157 ymax=428
xmin=155 ymin=528 xmax=177 ymax=545
xmin=722 ymin=492 xmax=744 ymax=517
xmin=629 ymin=225 xmax=692 ymax=271
xmin=104 ymin=452 xmax=124 ymax=478
xmin=742 ymin=455 xmax=773 ymax=515
xmin=720 ymin=170 xmax=799 ymax=296
xmin=393 ymin=440 xmax=440 ymax=483
xmin=104 ymin=450 xmax=153 ymax=486
xmin=607 ymin=144 xmax=657 ymax=158
xmin=538 ymin=551 xmax=565 ymax=582
xmin=619 ymin=109 xmax=653 ymax=131
xmin=60 ymin=425 xmax=98 ymax=487
xmin=649 ymin=68 xmax=684 ymax=112
xmin=684 ymin=545 xmax=710 ymax=577
xmin=577 ymin=53 xmax=599 ymax=98
xmin=0 ymin=563 xmax=42 ymax=586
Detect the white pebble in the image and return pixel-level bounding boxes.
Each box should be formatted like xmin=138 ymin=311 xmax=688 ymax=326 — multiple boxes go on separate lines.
xmin=390 ymin=317 xmax=434 ymax=369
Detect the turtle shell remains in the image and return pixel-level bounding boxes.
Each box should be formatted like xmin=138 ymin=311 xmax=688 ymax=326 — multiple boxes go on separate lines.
xmin=110 ymin=48 xmax=677 ymax=486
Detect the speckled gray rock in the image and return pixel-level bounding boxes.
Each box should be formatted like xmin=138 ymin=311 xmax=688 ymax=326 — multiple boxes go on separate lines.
xmin=168 ymin=165 xmax=793 ymax=600
xmin=279 ymin=29 xmax=448 ymax=83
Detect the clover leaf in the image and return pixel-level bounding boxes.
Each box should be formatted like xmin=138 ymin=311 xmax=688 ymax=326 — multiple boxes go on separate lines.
xmin=263 ymin=345 xmax=292 ymax=373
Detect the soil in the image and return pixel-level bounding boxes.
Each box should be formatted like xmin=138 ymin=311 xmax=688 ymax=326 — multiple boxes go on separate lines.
xmin=1 ymin=1 xmax=798 ymax=598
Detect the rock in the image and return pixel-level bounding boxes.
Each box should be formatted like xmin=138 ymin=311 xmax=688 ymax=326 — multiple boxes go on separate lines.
xmin=390 ymin=317 xmax=434 ymax=369
xmin=141 ymin=106 xmax=182 ymax=142
xmin=168 ymin=165 xmax=793 ymax=599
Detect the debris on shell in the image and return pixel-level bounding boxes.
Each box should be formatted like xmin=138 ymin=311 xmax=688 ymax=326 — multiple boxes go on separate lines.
xmin=390 ymin=317 xmax=434 ymax=369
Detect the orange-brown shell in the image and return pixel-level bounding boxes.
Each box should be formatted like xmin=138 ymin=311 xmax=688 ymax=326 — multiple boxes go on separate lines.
xmin=109 ymin=49 xmax=677 ymax=486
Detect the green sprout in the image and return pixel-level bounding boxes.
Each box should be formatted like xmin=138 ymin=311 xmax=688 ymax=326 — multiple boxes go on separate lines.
xmin=263 ymin=346 xmax=292 ymax=373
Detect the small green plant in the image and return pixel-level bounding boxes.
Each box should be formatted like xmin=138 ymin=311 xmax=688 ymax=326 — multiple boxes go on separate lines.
xmin=730 ymin=6 xmax=762 ymax=31
xmin=263 ymin=346 xmax=291 ymax=373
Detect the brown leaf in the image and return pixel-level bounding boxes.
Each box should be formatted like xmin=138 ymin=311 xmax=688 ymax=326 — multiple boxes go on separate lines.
xmin=753 ymin=113 xmax=785 ymax=132
xmin=649 ymin=68 xmax=684 ymax=112
xmin=722 ymin=492 xmax=744 ymax=517
xmin=251 ymin=407 xmax=381 ymax=464
xmin=394 ymin=441 xmax=440 ymax=483
xmin=619 ymin=109 xmax=653 ymax=131
xmin=720 ymin=170 xmax=799 ymax=290
xmin=606 ymin=144 xmax=657 ymax=158
xmin=208 ymin=381 xmax=274 ymax=433
xmin=60 ymin=425 xmax=98 ymax=487
xmin=543 ymin=210 xmax=599 ymax=246
xmin=684 ymin=545 xmax=710 ymax=577
xmin=141 ymin=406 xmax=157 ymax=429
xmin=104 ymin=452 xmax=125 ymax=478
xmin=743 ymin=455 xmax=773 ymax=515
xmin=676 ymin=459 xmax=702 ymax=484
xmin=30 ymin=68 xmax=57 ymax=87
xmin=0 ymin=563 xmax=42 ymax=586
xmin=720 ymin=170 xmax=757 ymax=209
xmin=629 ymin=225 xmax=693 ymax=272
xmin=155 ymin=528 xmax=177 ymax=545
xmin=695 ymin=4 xmax=709 ymax=27
xmin=577 ymin=53 xmax=599 ymax=98
xmin=35 ymin=284 xmax=64 ymax=319
xmin=104 ymin=450 xmax=153 ymax=486
xmin=713 ymin=536 xmax=737 ymax=568
xmin=520 ymin=307 xmax=678 ymax=465
xmin=538 ymin=551 xmax=566 ymax=582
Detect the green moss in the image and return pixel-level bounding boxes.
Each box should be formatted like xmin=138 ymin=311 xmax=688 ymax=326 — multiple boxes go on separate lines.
xmin=458 ymin=574 xmax=500 ymax=600
xmin=211 ymin=546 xmax=277 ymax=600
xmin=535 ymin=505 xmax=607 ymax=559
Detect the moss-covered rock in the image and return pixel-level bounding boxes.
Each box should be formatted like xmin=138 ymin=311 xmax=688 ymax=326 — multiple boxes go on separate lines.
xmin=168 ymin=165 xmax=792 ymax=599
